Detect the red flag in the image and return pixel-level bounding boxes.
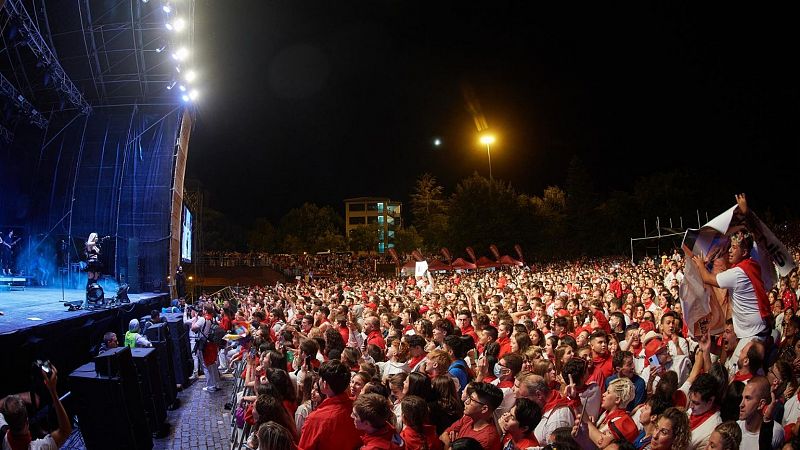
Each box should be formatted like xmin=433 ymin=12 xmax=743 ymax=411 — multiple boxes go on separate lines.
xmin=388 ymin=247 xmax=400 ymax=266
xmin=489 ymin=244 xmax=501 ymax=261
xmin=465 ymin=247 xmax=477 ymax=263
xmin=411 ymin=249 xmax=425 ymax=262
xmin=440 ymin=248 xmax=452 ymax=263
xmin=514 ymin=244 xmax=524 ymax=263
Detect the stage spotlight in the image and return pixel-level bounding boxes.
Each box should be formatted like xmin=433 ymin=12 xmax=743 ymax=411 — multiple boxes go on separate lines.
xmin=189 ymin=90 xmax=199 ymax=100
xmin=173 ymin=18 xmax=186 ymax=32
xmin=178 ymin=84 xmax=186 ymax=92
xmin=86 ymin=283 xmax=105 ymax=308
xmin=117 ymin=284 xmax=130 ymax=303
xmin=185 ymin=70 xmax=197 ymax=82
xmin=172 ymin=47 xmax=189 ymax=61
xmin=166 ymin=81 xmax=177 ymax=90
xmin=162 ymin=4 xmax=171 ymax=13
xmin=181 ymin=94 xmax=190 ymax=102
xmin=165 ymin=22 xmax=173 ymax=31
xmin=156 ymin=45 xmax=167 ymax=53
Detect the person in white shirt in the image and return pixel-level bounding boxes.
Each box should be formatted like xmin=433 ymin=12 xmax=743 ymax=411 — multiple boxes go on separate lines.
xmin=737 ymin=376 xmax=784 ymax=449
xmin=515 ymin=373 xmax=573 ymax=445
xmin=686 ymin=374 xmax=722 ymax=450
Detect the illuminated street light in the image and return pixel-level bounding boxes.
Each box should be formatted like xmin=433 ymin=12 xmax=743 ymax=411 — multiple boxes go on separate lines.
xmin=479 ymin=134 xmax=496 ymax=180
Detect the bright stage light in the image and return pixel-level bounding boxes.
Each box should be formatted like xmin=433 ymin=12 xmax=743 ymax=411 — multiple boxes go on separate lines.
xmin=181 ymin=94 xmax=190 ymax=102
xmin=185 ymin=70 xmax=197 ymax=82
xmin=172 ymin=47 xmax=189 ymax=61
xmin=156 ymin=45 xmax=167 ymax=53
xmin=162 ymin=4 xmax=171 ymax=13
xmin=189 ymin=90 xmax=199 ymax=100
xmin=165 ymin=22 xmax=173 ymax=31
xmin=166 ymin=81 xmax=177 ymax=90
xmin=479 ymin=135 xmax=496 ymax=145
xmin=178 ymin=84 xmax=186 ymax=92
xmin=173 ymin=18 xmax=186 ymax=32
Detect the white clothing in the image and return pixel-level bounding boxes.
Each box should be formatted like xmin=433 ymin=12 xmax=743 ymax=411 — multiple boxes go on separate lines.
xmin=639 ymin=354 xmax=692 ymax=391
xmin=782 ymin=392 xmax=800 ymax=430
xmin=0 ymin=414 xmax=57 ymax=450
xmin=666 ymin=336 xmax=689 ymax=358
xmin=717 ymin=267 xmax=766 ymax=338
xmin=687 ymin=409 xmax=721 ymax=450
xmin=728 ymin=335 xmax=763 ymax=383
xmin=579 ymin=383 xmax=602 ymax=421
xmin=737 ymin=419 xmax=783 ymax=449
xmin=533 ymin=406 xmax=574 ymax=445
xmin=490 ymin=380 xmax=516 ymax=423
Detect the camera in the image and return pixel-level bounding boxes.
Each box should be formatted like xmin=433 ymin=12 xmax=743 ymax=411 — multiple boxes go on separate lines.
xmin=36 ymin=359 xmax=52 ymax=374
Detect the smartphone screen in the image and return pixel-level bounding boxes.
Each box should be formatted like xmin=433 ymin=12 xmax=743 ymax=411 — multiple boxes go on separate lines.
xmin=648 ymin=355 xmax=660 ymax=367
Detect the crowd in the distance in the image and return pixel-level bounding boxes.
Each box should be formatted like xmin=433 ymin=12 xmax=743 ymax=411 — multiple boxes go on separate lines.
xmin=185 ymin=216 xmax=800 ymax=450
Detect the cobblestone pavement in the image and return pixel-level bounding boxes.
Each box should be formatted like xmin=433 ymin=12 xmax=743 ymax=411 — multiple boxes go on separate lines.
xmin=62 ymin=371 xmax=236 ymax=450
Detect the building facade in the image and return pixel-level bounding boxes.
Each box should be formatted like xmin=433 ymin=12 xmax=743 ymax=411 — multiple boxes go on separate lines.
xmin=344 ymin=197 xmax=402 ymax=253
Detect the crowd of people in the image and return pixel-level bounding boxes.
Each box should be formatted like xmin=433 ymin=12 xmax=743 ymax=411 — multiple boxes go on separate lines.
xmin=201 ymin=251 xmax=391 ymax=279
xmin=184 ymin=200 xmax=800 ymax=450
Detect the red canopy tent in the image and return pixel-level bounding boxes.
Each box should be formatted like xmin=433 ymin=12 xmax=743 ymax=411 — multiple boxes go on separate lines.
xmin=427 ymin=259 xmax=453 ymax=272
xmin=498 ymin=255 xmax=524 ymax=267
xmin=450 ymin=258 xmax=477 ymax=270
xmin=476 ymin=256 xmax=500 ymax=269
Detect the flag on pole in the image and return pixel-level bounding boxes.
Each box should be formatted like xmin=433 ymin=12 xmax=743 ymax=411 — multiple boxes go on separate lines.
xmin=440 ymin=248 xmax=453 ymax=263
xmin=465 ymin=247 xmax=477 ymax=263
xmin=489 ymin=244 xmax=501 ymax=261
xmin=514 ymin=244 xmax=524 ymax=263
xmin=387 ymin=247 xmax=400 ymax=266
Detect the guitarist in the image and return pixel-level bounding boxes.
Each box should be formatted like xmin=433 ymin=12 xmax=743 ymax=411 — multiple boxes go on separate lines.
xmin=1 ymin=229 xmax=20 ymax=275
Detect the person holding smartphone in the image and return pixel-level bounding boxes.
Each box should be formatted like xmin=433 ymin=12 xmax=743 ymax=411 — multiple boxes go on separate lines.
xmin=0 ymin=363 xmax=72 ymax=449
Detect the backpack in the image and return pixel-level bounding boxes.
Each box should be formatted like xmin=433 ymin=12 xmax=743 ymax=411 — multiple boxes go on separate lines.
xmin=201 ymin=318 xmax=227 ymax=346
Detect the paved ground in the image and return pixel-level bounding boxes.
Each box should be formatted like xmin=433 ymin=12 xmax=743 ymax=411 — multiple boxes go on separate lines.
xmin=63 ymin=371 xmax=236 ymax=450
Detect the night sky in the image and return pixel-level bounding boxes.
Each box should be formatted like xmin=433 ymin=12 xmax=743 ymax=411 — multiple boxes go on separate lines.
xmin=188 ymin=2 xmax=799 ymax=225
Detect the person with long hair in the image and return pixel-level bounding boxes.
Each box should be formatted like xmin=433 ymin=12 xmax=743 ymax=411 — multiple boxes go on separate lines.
xmin=256 ymin=421 xmax=297 ymax=450
xmin=511 ymin=331 xmax=533 ymax=355
xmin=707 ymin=421 xmax=741 ymax=450
xmin=645 ymin=407 xmax=690 ymax=450
xmin=248 ymin=395 xmax=299 ymax=449
xmin=428 ymin=375 xmax=464 ymax=435
xmin=400 ymin=395 xmax=443 ymax=450
xmin=404 ymin=371 xmax=432 ymax=401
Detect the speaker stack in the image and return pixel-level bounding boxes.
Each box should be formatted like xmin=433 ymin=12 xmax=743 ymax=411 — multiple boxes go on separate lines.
xmin=68 ymin=347 xmax=153 ymax=450
xmin=130 ymin=348 xmax=168 ymax=437
xmin=144 ymin=322 xmax=178 ymax=406
xmin=163 ymin=312 xmax=193 ymax=386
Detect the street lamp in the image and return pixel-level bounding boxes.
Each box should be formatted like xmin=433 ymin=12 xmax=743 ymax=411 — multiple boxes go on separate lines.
xmin=479 ymin=134 xmax=495 ymax=181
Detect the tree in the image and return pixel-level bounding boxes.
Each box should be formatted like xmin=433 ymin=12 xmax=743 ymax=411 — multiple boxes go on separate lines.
xmin=410 ymin=173 xmax=449 ymax=250
xmin=393 ymin=226 xmax=423 ymax=255
xmin=246 ymin=218 xmax=278 ymax=252
xmin=348 ymin=224 xmax=380 ymax=254
xmin=277 ymin=203 xmax=345 ymax=253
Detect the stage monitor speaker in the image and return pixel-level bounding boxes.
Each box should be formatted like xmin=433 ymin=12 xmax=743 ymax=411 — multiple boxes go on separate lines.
xmin=144 ymin=323 xmax=177 ymax=405
xmin=131 ymin=348 xmax=168 ymax=435
xmin=163 ymin=312 xmax=193 ymax=386
xmin=69 ymin=361 xmax=153 ymax=450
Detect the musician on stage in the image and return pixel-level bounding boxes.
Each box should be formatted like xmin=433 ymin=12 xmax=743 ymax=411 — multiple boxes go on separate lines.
xmin=1 ymin=229 xmax=20 ymax=276
xmin=85 ymin=233 xmax=103 ymax=292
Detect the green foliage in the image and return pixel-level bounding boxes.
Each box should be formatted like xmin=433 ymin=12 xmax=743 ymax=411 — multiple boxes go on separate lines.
xmin=348 ymin=224 xmax=380 ymax=254
xmin=410 ymin=173 xmax=448 ymax=250
xmin=394 ymin=226 xmax=424 ymax=255
xmin=277 ymin=203 xmax=346 ymax=253
xmin=246 ymin=218 xmax=278 ymax=252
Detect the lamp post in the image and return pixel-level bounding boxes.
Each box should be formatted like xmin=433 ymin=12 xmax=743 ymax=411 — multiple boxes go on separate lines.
xmin=479 ymin=134 xmax=495 ymax=181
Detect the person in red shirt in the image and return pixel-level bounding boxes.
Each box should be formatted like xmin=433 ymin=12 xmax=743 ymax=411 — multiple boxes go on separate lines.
xmin=364 ymin=316 xmax=386 ymax=351
xmin=588 ymin=330 xmax=614 ymax=386
xmin=297 ymin=360 xmax=361 ymax=450
xmin=576 ymin=377 xmax=638 ymax=447
xmin=400 ymin=395 xmax=443 ymax=450
xmin=440 ymin=382 xmax=503 ymax=450
xmin=456 ymin=310 xmax=479 ymax=345
xmin=495 ymin=322 xmax=513 ymax=359
xmin=352 ymin=393 xmax=405 ymax=450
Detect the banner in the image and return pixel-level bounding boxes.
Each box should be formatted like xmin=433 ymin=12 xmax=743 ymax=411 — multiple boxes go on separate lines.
xmin=489 ymin=244 xmax=501 ymax=261
xmin=411 ymin=249 xmax=425 ymax=262
xmin=680 ymin=204 xmax=796 ymax=338
xmin=415 ymin=261 xmax=428 ymax=277
xmin=387 ymin=247 xmax=400 ymax=266
xmin=514 ymin=244 xmax=524 ymax=263
xmin=440 ymin=247 xmax=453 ymax=263
xmin=466 ymin=247 xmax=477 ymax=263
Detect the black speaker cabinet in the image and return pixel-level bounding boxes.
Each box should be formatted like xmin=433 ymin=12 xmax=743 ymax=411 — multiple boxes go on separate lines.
xmin=144 ymin=323 xmax=177 ymax=405
xmin=68 ymin=358 xmax=153 ymax=450
xmin=131 ymin=348 xmax=167 ymax=435
xmin=163 ymin=312 xmax=193 ymax=386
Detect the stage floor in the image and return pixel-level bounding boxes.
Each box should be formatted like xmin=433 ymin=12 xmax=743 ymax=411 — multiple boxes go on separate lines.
xmin=0 ymin=287 xmax=168 ymax=335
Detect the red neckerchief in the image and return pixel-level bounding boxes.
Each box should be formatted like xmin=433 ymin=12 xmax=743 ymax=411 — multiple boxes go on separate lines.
xmin=733 ymin=258 xmax=770 ymax=319
xmin=600 ymin=408 xmax=627 ymax=427
xmin=408 ymin=354 xmax=425 ymax=370
xmin=732 ymin=371 xmax=753 ymax=383
xmin=542 ymin=390 xmax=571 ymax=414
xmin=592 ymin=351 xmax=610 ymax=366
xmin=689 ymin=407 xmax=719 ymax=430
xmin=5 ymin=431 xmax=32 ymax=450
xmin=497 ymin=379 xmax=514 ymax=389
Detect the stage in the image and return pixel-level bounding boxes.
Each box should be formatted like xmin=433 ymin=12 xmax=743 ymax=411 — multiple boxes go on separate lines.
xmin=0 ymin=286 xmax=171 ymax=396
